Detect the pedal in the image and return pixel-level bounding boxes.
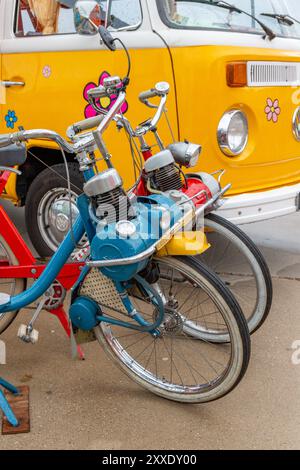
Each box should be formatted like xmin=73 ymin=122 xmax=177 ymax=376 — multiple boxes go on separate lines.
xmin=17 ymin=295 xmax=46 ymax=345
xmin=17 ymin=324 xmax=39 ymax=344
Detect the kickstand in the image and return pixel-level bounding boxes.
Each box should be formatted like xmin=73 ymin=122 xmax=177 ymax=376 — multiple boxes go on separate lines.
xmin=0 ymin=378 xmax=20 ymax=427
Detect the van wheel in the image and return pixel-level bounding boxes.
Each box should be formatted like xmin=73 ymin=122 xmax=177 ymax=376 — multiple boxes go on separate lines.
xmin=25 ymin=163 xmax=84 ymax=257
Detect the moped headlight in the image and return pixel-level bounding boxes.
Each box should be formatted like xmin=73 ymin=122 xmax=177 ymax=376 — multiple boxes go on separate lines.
xmin=217 ymin=110 xmax=248 ymax=156
xmin=168 ymin=142 xmax=202 ymax=168
xmin=116 ymin=220 xmax=136 ymax=238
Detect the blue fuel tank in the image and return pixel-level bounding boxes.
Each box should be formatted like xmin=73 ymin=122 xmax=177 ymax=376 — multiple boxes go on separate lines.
xmin=90 ymin=194 xmax=183 ymax=281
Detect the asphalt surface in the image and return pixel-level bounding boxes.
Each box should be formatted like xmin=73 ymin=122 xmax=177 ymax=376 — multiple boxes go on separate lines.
xmin=0 ymin=201 xmax=300 ymax=450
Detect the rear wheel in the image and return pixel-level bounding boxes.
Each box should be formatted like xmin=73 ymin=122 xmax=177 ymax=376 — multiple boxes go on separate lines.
xmin=202 ymin=213 xmax=273 ymax=335
xmin=94 ymin=256 xmax=250 ymax=403
xmin=0 ymin=236 xmax=26 ymax=334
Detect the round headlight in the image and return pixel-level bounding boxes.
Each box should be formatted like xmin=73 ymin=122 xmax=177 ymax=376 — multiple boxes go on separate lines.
xmin=217 ymin=110 xmax=248 ymax=156
xmin=116 ymin=220 xmax=136 ymax=238
xmin=168 ymin=142 xmax=202 ymax=168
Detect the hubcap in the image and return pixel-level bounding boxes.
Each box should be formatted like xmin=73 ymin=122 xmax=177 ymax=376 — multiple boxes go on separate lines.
xmin=38 ymin=188 xmax=80 ymax=252
xmin=50 ymin=200 xmax=77 ymax=233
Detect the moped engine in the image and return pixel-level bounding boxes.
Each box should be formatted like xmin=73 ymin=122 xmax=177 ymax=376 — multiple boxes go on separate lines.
xmin=84 ymin=168 xmax=134 ymax=224
xmin=144 ymin=149 xmax=184 ymax=192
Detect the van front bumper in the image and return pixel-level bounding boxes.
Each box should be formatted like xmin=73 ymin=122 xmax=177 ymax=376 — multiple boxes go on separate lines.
xmin=217 ymin=182 xmax=300 ymax=224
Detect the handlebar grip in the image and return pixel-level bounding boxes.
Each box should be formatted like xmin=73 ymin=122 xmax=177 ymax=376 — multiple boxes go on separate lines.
xmin=87 ymin=85 xmax=107 ymax=100
xmin=139 ymin=88 xmax=158 ymax=103
xmin=68 ymin=115 xmax=105 ymax=137
xmin=0 ymin=133 xmax=14 ymax=148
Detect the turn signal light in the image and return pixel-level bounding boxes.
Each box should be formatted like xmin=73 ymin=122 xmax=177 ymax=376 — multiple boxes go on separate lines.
xmin=227 ymin=62 xmax=247 ymax=87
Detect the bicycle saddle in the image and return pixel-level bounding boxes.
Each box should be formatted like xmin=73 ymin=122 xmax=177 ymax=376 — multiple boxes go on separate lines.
xmin=0 ymin=143 xmax=26 ymax=167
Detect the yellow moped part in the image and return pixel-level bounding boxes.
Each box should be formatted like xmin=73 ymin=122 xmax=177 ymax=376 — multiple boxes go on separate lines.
xmin=156 ymin=231 xmax=210 ymax=257
xmin=1 ymin=171 xmax=18 ymax=203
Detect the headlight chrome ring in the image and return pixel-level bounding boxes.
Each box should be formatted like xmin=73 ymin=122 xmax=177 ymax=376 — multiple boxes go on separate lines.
xmin=217 ymin=110 xmax=248 ymax=157
xmin=292 ymin=107 xmax=300 ymax=142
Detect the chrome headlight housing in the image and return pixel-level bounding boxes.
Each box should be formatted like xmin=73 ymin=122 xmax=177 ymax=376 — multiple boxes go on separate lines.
xmin=168 ymin=142 xmax=202 ymax=168
xmin=292 ymin=107 xmax=300 ymax=142
xmin=217 ymin=110 xmax=248 ymax=156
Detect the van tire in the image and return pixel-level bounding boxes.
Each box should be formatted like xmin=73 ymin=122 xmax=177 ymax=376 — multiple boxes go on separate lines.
xmin=25 ymin=163 xmax=84 ymax=257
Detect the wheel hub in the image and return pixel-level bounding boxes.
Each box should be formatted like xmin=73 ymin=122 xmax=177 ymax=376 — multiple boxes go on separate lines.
xmin=155 ymin=305 xmax=184 ymax=335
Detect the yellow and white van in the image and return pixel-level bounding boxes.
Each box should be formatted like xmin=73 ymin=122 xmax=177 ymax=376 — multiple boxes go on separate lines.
xmin=1 ymin=0 xmax=300 ymax=255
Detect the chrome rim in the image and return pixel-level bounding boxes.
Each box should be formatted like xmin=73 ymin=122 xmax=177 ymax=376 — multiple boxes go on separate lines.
xmin=97 ymin=259 xmax=238 ymax=397
xmin=37 ymin=188 xmax=80 ymax=252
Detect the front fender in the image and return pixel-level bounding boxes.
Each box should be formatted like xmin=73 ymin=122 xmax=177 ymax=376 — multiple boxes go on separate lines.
xmin=156 ymin=231 xmax=210 ymax=257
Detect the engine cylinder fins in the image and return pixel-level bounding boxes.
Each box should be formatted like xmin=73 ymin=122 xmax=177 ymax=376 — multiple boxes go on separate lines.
xmin=94 ymin=186 xmax=134 ymax=225
xmin=144 ymin=149 xmax=175 ymax=173
xmin=152 ymin=163 xmax=184 ymax=192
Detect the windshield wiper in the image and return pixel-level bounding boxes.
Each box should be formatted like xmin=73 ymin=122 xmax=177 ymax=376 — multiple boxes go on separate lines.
xmin=178 ymin=0 xmax=276 ymax=40
xmin=261 ymin=13 xmax=300 ymax=27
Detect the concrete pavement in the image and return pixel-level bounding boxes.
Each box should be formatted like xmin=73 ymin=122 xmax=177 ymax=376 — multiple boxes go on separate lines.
xmin=0 ymin=202 xmax=300 ymax=450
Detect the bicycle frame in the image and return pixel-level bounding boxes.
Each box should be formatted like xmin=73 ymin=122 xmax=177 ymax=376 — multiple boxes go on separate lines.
xmin=0 ymin=170 xmax=85 ymax=354
xmin=0 ymin=168 xmax=166 ymax=337
xmin=0 ymin=84 xmax=212 ymax=345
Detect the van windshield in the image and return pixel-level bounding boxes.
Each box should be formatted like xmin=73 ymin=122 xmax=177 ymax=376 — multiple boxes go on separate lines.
xmin=157 ymin=0 xmax=300 ymax=39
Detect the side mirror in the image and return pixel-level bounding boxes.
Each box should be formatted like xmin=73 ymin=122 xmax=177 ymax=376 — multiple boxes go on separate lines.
xmin=73 ymin=0 xmax=103 ymax=35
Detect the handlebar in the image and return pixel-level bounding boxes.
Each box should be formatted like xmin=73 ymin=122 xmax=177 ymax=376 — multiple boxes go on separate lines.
xmin=0 ymin=132 xmax=25 ymax=149
xmin=87 ymin=85 xmax=107 ymax=101
xmin=139 ymin=82 xmax=170 ymax=108
xmin=66 ymin=114 xmax=105 ymax=139
xmin=0 ymin=80 xmax=165 ymax=166
xmin=0 ymin=91 xmax=126 ymax=157
xmin=118 ymin=82 xmax=170 ymax=138
xmin=139 ymin=88 xmax=159 ymax=105
xmin=0 ymin=129 xmax=74 ymax=153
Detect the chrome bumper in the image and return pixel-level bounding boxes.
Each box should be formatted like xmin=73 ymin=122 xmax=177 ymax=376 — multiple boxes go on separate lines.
xmin=218 ymin=182 xmax=300 ymax=225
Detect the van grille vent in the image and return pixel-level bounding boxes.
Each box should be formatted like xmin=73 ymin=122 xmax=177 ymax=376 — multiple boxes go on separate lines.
xmin=247 ymin=61 xmax=300 ymax=87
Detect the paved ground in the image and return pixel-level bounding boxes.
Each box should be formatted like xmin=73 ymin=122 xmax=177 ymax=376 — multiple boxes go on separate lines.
xmin=0 ymin=201 xmax=300 ymax=450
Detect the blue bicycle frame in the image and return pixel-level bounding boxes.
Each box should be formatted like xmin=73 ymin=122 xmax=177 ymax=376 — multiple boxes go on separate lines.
xmin=0 ymin=167 xmax=164 ymax=333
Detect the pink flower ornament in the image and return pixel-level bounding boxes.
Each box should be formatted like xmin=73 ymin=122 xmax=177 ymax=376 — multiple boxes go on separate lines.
xmin=265 ymin=98 xmax=281 ymax=123
xmin=83 ymin=71 xmax=128 ymax=119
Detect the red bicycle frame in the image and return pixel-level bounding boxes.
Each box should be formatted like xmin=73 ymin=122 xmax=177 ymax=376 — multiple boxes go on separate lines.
xmin=0 ymin=171 xmax=85 ymax=358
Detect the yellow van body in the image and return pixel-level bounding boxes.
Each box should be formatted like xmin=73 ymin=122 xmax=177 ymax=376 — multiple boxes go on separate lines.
xmin=1 ymin=0 xmax=300 ymax=234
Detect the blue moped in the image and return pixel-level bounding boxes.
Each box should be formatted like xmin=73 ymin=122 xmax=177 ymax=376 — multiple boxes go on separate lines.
xmin=0 ymin=19 xmax=250 ymax=402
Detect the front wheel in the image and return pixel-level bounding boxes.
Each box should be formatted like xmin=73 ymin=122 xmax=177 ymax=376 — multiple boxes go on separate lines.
xmin=94 ymin=257 xmax=250 ymax=404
